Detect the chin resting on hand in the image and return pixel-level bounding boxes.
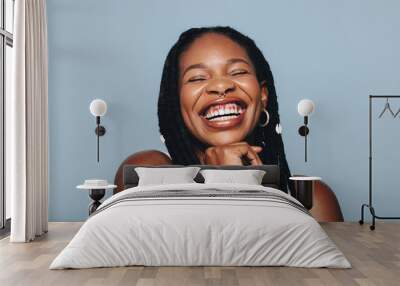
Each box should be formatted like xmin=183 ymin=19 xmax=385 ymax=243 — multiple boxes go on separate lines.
xmin=203 ymin=142 xmax=263 ymax=166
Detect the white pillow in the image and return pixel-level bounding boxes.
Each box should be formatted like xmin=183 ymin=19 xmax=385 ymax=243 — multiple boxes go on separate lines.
xmin=200 ymin=169 xmax=266 ymax=185
xmin=135 ymin=167 xmax=201 ymax=186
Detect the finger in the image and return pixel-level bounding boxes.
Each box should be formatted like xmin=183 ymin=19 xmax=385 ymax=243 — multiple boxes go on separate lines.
xmin=204 ymin=147 xmax=219 ymax=165
xmin=230 ymin=142 xmax=263 ymax=154
xmin=245 ymin=148 xmax=263 ymax=166
xmin=232 ymin=144 xmax=253 ymax=157
xmin=214 ymin=145 xmax=250 ymax=165
xmin=215 ymin=146 xmax=243 ymax=165
xmin=251 ymin=146 xmax=263 ymax=153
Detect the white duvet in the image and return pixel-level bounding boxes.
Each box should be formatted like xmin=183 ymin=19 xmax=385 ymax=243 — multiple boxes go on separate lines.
xmin=50 ymin=183 xmax=351 ymax=269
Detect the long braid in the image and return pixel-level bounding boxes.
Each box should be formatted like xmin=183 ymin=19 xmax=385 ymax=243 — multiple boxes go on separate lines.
xmin=158 ymin=26 xmax=293 ymax=193
xmin=259 ymin=61 xmax=292 ymax=193
xmin=158 ymin=40 xmax=197 ymax=164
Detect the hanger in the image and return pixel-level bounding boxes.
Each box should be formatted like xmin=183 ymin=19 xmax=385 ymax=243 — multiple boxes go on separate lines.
xmin=378 ymin=98 xmax=395 ymax=118
xmin=394 ymin=107 xmax=400 ymax=118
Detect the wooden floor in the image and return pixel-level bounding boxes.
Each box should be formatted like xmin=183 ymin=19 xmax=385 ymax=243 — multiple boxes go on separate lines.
xmin=0 ymin=222 xmax=399 ymax=286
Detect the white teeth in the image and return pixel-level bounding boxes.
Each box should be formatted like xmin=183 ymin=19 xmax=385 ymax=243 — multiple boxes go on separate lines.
xmin=209 ymin=115 xmax=237 ymax=121
xmin=204 ymin=102 xmax=245 ymax=120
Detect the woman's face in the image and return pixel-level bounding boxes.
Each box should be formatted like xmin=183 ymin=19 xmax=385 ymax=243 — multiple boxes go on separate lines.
xmin=179 ymin=33 xmax=268 ymax=147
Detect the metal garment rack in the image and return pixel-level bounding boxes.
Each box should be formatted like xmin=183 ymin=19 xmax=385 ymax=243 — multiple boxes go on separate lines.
xmin=359 ymin=95 xmax=400 ymax=230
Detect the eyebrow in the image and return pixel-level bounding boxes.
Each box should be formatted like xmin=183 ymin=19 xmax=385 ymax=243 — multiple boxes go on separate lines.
xmin=226 ymin=58 xmax=251 ymax=66
xmin=182 ymin=58 xmax=251 ymax=78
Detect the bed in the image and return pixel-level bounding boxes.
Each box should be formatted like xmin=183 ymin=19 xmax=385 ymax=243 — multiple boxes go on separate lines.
xmin=50 ymin=165 xmax=350 ymax=269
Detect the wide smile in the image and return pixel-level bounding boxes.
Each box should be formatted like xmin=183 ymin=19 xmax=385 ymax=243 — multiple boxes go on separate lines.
xmin=199 ymin=98 xmax=247 ymax=129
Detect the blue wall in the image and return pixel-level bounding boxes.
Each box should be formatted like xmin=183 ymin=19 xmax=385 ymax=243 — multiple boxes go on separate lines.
xmin=47 ymin=0 xmax=400 ymax=221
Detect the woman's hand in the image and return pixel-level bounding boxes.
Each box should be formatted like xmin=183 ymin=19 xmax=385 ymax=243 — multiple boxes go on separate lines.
xmin=203 ymin=142 xmax=263 ymax=165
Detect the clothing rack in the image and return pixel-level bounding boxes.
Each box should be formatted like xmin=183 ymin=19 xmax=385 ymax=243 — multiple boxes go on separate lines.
xmin=359 ymin=95 xmax=400 ymax=230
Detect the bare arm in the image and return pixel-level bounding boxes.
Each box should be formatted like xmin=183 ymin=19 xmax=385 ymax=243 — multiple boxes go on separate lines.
xmin=310 ymin=181 xmax=344 ymax=222
xmin=113 ymin=150 xmax=172 ymax=193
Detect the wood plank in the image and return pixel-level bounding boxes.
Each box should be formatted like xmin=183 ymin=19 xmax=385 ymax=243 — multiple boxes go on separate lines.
xmin=0 ymin=222 xmax=399 ymax=286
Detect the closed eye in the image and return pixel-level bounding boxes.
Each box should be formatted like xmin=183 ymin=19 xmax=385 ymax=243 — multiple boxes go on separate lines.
xmin=230 ymin=70 xmax=249 ymax=76
xmin=188 ymin=77 xmax=207 ymax=83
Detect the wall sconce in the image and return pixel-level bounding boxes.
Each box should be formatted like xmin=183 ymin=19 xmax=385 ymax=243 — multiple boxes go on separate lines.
xmin=89 ymin=99 xmax=107 ymax=162
xmin=297 ymin=99 xmax=315 ymax=162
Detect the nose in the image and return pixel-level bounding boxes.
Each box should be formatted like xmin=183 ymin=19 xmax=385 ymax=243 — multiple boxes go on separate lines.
xmin=205 ymin=78 xmax=235 ymax=97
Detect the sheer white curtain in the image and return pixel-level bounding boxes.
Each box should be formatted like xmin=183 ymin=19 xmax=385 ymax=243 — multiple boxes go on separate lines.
xmin=8 ymin=0 xmax=48 ymax=242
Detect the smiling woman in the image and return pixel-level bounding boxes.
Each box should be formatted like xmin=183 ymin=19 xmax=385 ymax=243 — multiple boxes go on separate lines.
xmin=115 ymin=26 xmax=343 ymax=221
xmin=157 ymin=27 xmax=289 ymax=187
xmin=179 ymin=34 xmax=267 ymax=152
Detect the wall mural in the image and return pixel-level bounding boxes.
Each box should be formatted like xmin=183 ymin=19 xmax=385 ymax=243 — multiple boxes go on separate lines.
xmin=118 ymin=26 xmax=343 ymax=221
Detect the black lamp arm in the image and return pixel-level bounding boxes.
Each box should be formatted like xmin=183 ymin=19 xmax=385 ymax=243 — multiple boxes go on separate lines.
xmin=94 ymin=116 xmax=106 ymax=162
xmin=297 ymin=116 xmax=310 ymax=162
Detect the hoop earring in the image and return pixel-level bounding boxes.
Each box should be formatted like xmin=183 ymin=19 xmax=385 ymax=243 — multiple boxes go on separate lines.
xmin=258 ymin=109 xmax=270 ymax=127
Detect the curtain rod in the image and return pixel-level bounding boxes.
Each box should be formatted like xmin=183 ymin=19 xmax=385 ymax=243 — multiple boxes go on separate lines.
xmin=369 ymin=95 xmax=400 ymax=98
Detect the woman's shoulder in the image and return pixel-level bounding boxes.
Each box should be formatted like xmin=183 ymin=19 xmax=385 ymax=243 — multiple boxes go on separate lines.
xmin=114 ymin=150 xmax=172 ymax=193
xmin=121 ymin=149 xmax=172 ymax=165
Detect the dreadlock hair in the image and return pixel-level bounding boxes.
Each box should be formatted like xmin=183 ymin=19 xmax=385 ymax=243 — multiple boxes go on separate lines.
xmin=158 ymin=26 xmax=293 ymax=193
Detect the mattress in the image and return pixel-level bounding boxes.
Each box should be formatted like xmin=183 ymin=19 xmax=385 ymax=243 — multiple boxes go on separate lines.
xmin=50 ymin=183 xmax=350 ymax=269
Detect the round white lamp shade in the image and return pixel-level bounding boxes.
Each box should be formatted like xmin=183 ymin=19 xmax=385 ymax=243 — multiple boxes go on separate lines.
xmin=297 ymin=99 xmax=315 ymax=117
xmin=90 ymin=99 xmax=107 ymax=117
